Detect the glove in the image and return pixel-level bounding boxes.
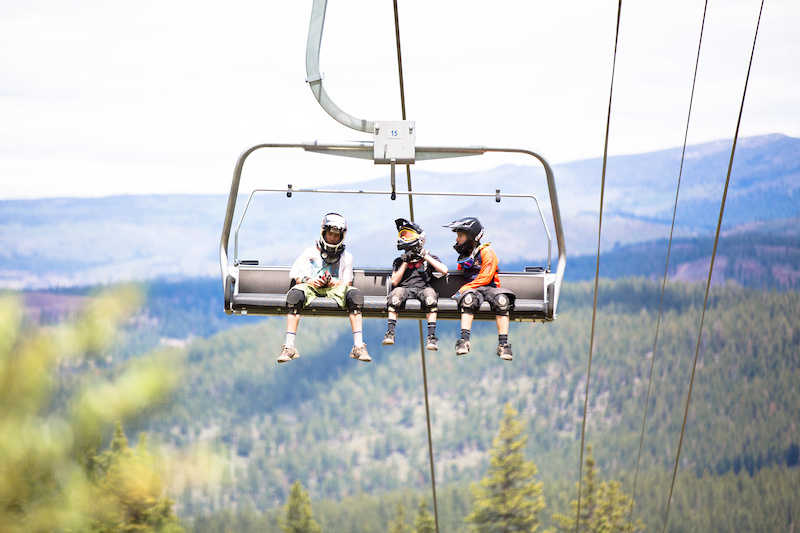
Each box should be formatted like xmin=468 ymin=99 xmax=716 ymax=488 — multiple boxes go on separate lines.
xmin=401 ymin=252 xmax=414 ymax=263
xmin=319 ymin=271 xmax=332 ymax=286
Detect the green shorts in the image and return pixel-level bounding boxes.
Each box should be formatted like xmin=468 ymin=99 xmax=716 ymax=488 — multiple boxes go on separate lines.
xmin=296 ymin=283 xmax=353 ymax=308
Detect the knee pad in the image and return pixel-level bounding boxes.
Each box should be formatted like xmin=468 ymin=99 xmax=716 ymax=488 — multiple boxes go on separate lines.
xmin=458 ymin=290 xmax=480 ymax=313
xmin=286 ymin=288 xmax=305 ymax=314
xmin=346 ymin=288 xmax=364 ymax=311
xmin=421 ymin=288 xmax=438 ymax=312
xmin=492 ymin=292 xmax=514 ymax=313
xmin=387 ymin=287 xmax=407 ymax=312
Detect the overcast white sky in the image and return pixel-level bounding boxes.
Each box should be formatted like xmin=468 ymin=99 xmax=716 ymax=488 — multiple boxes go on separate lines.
xmin=1 ymin=0 xmax=797 ymax=199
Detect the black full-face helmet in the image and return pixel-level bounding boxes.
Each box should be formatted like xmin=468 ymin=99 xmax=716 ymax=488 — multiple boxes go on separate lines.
xmin=395 ymin=218 xmax=426 ymax=253
xmin=443 ymin=216 xmax=484 ymax=255
xmin=318 ymin=213 xmax=347 ymax=262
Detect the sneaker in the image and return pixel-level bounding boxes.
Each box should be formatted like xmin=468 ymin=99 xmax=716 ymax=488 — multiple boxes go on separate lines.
xmin=426 ymin=335 xmax=438 ymax=351
xmin=497 ymin=343 xmax=513 ymax=361
xmin=349 ymin=344 xmax=372 ymax=362
xmin=455 ymin=339 xmax=470 ymax=356
xmin=382 ymin=331 xmax=395 ymax=345
xmin=277 ymin=345 xmax=299 ymax=363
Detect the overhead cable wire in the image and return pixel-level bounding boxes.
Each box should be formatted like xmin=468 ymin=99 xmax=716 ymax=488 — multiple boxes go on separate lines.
xmin=576 ymin=1 xmax=622 ymax=530
xmin=393 ymin=0 xmax=415 ymax=222
xmin=661 ymin=1 xmax=765 ymax=531
xmin=392 ymin=2 xmax=438 ymax=532
xmin=627 ymin=2 xmax=709 ymax=531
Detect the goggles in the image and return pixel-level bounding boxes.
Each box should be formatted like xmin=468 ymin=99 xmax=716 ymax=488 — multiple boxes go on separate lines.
xmin=398 ymin=228 xmax=420 ymax=242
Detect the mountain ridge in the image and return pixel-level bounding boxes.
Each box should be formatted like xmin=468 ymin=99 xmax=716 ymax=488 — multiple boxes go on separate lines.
xmin=2 ymin=133 xmax=798 ymax=290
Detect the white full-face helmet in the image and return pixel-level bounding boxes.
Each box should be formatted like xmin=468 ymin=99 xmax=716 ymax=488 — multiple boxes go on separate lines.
xmin=318 ymin=212 xmax=347 ymax=262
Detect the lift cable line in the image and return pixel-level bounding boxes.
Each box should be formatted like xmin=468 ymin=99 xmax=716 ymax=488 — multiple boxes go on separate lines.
xmin=661 ymin=2 xmax=764 ymax=531
xmin=627 ymin=3 xmax=709 ymax=531
xmin=390 ymin=2 xmax=439 ymax=531
xmin=221 ymin=4 xmax=567 ymax=531
xmin=392 ymin=0 xmax=415 ymax=222
xmin=576 ymin=1 xmax=622 ymax=530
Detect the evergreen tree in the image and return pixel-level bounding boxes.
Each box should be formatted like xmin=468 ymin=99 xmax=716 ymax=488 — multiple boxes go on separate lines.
xmin=83 ymin=421 xmax=183 ymax=532
xmin=413 ymin=497 xmax=436 ymax=533
xmin=279 ymin=481 xmax=321 ymax=533
xmin=552 ymin=445 xmax=644 ymax=533
xmin=0 ymin=290 xmax=180 ymax=533
xmin=465 ymin=403 xmax=546 ymax=532
xmin=388 ymin=500 xmax=412 ymax=533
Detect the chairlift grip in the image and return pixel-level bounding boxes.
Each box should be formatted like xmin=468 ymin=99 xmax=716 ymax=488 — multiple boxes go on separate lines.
xmin=391 ymin=162 xmax=397 ymax=200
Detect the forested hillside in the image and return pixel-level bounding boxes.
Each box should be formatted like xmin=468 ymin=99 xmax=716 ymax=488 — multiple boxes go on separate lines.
xmin=559 ymin=226 xmax=800 ymax=289
xmin=103 ymin=279 xmax=799 ymax=530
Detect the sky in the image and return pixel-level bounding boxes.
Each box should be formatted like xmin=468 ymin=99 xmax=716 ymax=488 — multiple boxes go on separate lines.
xmin=1 ymin=0 xmax=797 ymax=199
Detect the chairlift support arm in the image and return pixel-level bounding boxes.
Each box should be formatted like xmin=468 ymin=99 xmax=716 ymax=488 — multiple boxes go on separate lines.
xmin=306 ymin=0 xmax=374 ymax=133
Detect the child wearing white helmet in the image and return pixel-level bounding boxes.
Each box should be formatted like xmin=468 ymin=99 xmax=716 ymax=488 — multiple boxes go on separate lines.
xmin=278 ymin=213 xmax=370 ymax=363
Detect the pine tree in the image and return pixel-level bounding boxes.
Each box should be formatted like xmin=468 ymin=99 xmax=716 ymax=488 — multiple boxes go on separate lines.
xmin=413 ymin=497 xmax=436 ymax=533
xmin=552 ymin=445 xmax=644 ymax=533
xmin=83 ymin=421 xmax=184 ymax=532
xmin=0 ymin=289 xmax=181 ymax=533
xmin=388 ymin=500 xmax=412 ymax=533
xmin=279 ymin=480 xmax=321 ymax=533
xmin=465 ymin=403 xmax=546 ymax=532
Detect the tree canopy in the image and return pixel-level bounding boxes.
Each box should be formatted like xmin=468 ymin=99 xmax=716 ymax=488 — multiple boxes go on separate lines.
xmin=466 ymin=403 xmax=546 ymax=532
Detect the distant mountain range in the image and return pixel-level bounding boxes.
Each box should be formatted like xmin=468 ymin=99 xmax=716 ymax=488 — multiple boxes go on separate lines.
xmin=2 ymin=134 xmax=798 ymax=290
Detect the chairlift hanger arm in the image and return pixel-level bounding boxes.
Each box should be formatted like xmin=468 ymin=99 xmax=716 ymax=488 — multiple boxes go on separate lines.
xmin=305 ymin=0 xmax=374 ymax=133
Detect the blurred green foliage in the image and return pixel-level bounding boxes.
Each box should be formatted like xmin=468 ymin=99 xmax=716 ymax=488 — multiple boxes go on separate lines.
xmin=0 ymin=287 xmax=182 ymax=532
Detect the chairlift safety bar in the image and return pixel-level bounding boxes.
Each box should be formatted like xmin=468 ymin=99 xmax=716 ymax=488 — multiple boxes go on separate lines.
xmin=234 ymin=187 xmax=553 ymax=272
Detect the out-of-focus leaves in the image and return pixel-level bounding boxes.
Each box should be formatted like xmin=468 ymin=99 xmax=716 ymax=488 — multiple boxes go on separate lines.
xmin=0 ymin=289 xmax=183 ymax=533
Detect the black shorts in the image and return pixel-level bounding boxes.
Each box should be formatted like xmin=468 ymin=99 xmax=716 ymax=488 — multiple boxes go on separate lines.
xmin=387 ymin=286 xmax=438 ymax=313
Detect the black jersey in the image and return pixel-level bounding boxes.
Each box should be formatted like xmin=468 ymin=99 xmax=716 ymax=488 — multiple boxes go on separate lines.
xmin=392 ymin=255 xmax=440 ymax=290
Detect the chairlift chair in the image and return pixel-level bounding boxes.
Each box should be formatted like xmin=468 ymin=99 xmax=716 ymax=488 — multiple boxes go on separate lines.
xmin=219 ymin=0 xmax=566 ymax=323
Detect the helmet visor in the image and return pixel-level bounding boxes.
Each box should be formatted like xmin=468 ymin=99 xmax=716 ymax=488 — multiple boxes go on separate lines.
xmin=398 ymin=228 xmax=420 ymax=242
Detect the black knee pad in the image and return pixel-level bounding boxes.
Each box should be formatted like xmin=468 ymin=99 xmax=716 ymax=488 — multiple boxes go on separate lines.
xmin=286 ymin=288 xmax=305 ymax=314
xmin=421 ymin=288 xmax=438 ymax=312
xmin=387 ymin=287 xmax=407 ymax=312
xmin=346 ymin=288 xmax=364 ymax=311
xmin=492 ymin=292 xmax=514 ymax=313
xmin=458 ymin=290 xmax=480 ymax=313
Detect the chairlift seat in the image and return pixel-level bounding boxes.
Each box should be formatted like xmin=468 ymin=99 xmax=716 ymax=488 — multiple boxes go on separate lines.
xmin=226 ymin=264 xmax=556 ymax=322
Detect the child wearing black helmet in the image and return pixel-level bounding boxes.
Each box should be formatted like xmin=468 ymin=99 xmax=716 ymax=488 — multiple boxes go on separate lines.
xmin=383 ymin=218 xmax=449 ymax=350
xmin=443 ymin=216 xmax=515 ymax=361
xmin=278 ymin=213 xmax=370 ymax=363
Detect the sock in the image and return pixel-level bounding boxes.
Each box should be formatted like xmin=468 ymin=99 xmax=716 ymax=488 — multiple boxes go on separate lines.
xmin=353 ymin=331 xmax=364 ymax=346
xmin=461 ymin=329 xmax=471 ymax=341
xmin=428 ymin=323 xmax=436 ymax=337
xmin=499 ymin=334 xmax=508 ymax=345
xmin=388 ymin=319 xmax=397 ymax=333
xmin=285 ymin=332 xmax=296 ymax=347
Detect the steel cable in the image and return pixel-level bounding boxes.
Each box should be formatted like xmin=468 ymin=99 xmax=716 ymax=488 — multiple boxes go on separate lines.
xmin=627 ymin=2 xmax=709 ymax=531
xmin=661 ymin=1 xmax=764 ymax=531
xmin=393 ymin=2 xmax=439 ymax=531
xmin=576 ymin=1 xmax=622 ymax=530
